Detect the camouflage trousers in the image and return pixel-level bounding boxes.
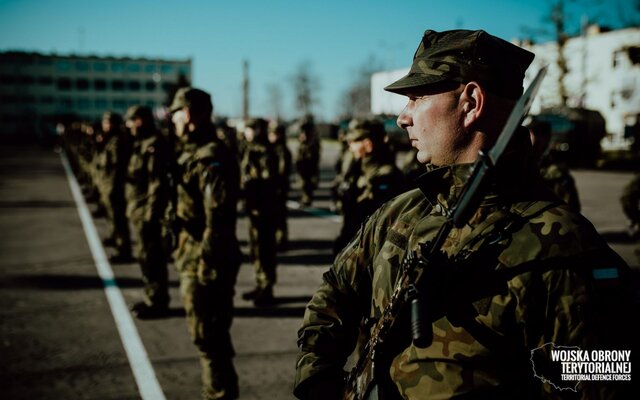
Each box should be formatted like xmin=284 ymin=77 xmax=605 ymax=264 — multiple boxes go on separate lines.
xmin=298 ymin=172 xmax=319 ymax=206
xmin=131 ymin=219 xmax=169 ymax=308
xmin=248 ymin=213 xmax=277 ymax=290
xmin=175 ymin=235 xmax=239 ymax=400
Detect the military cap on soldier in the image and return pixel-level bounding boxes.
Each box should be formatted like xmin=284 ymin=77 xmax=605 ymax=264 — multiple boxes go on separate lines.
xmin=102 ymin=111 xmax=123 ymax=125
xmin=384 ymin=29 xmax=534 ymax=99
xmin=170 ymin=87 xmax=213 ymax=116
xmin=125 ymin=105 xmax=154 ymax=123
xmin=345 ymin=118 xmax=386 ymax=143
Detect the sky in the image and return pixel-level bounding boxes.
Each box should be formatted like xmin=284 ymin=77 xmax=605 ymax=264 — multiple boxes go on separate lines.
xmin=0 ymin=0 xmax=638 ymax=121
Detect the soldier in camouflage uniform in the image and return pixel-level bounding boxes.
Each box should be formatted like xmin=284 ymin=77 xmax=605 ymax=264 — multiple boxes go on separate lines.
xmin=529 ymin=119 xmax=581 ymax=212
xmin=97 ymin=111 xmax=134 ymax=263
xmin=333 ymin=118 xmax=406 ymax=255
xmin=241 ymin=118 xmax=279 ymax=306
xmin=268 ymin=121 xmax=293 ymax=250
xmin=295 ymin=30 xmax=631 ymax=399
xmin=170 ymin=88 xmax=241 ymax=400
xmin=295 ymin=116 xmax=321 ymax=207
xmin=124 ymin=105 xmax=172 ymax=319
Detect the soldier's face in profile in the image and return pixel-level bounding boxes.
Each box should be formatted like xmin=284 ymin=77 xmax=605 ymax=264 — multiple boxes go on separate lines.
xmin=244 ymin=127 xmax=255 ymax=142
xmin=102 ymin=119 xmax=112 ymax=134
xmin=397 ymin=86 xmax=466 ymax=166
xmin=172 ymin=109 xmax=188 ymax=138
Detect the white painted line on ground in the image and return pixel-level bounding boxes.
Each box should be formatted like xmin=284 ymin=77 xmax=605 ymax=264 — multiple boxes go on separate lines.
xmin=286 ymin=200 xmax=342 ymax=223
xmin=60 ymin=152 xmax=166 ymax=400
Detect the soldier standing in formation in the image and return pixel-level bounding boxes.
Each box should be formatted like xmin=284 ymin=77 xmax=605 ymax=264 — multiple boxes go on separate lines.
xmin=124 ymin=105 xmax=172 ymax=319
xmin=333 ymin=118 xmax=406 ymax=255
xmin=268 ymin=121 xmax=293 ymax=251
xmin=240 ymin=118 xmax=279 ymax=306
xmin=96 ymin=111 xmax=134 ymax=263
xmin=295 ymin=116 xmax=321 ymax=207
xmin=170 ymin=87 xmax=242 ymax=400
xmin=294 ymin=29 xmax=631 ymax=399
xmin=528 ymin=119 xmax=581 ymax=212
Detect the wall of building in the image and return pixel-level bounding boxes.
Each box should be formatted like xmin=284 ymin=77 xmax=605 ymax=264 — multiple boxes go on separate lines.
xmin=0 ymin=52 xmax=191 ymax=138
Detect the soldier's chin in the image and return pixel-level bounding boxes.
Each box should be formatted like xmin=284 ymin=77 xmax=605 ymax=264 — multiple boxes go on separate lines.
xmin=416 ymin=151 xmax=430 ymax=165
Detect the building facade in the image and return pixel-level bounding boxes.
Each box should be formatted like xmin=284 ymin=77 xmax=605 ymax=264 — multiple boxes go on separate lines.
xmin=371 ymin=27 xmax=640 ymax=151
xmin=0 ymin=51 xmax=191 ymax=138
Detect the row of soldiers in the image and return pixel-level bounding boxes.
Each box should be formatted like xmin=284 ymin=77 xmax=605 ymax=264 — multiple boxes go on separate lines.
xmin=61 ymin=87 xmax=321 ymax=400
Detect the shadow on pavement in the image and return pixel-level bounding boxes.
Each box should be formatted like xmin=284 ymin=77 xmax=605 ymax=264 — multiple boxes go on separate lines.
xmin=234 ymin=306 xmax=306 ymax=318
xmin=600 ymin=231 xmax=638 ymax=244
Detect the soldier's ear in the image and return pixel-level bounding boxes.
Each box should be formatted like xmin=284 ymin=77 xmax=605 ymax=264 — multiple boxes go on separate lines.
xmin=460 ymin=81 xmax=485 ymax=129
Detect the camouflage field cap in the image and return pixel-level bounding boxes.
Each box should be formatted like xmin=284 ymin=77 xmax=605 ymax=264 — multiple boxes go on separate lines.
xmin=102 ymin=111 xmax=123 ymax=125
xmin=169 ymin=87 xmax=212 ymax=113
xmin=345 ymin=118 xmax=386 ymax=142
xmin=125 ymin=105 xmax=153 ymax=122
xmin=384 ymin=29 xmax=535 ymax=99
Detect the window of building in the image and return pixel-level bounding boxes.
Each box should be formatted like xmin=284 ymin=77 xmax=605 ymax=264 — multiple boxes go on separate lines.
xmin=128 ymin=80 xmax=141 ymax=91
xmin=76 ymin=78 xmax=90 ymax=90
xmin=112 ymin=80 xmax=125 ymax=91
xmin=95 ymin=99 xmax=108 ymax=109
xmin=60 ymin=97 xmax=74 ymax=108
xmin=127 ymin=63 xmax=141 ymax=73
xmin=111 ymin=62 xmax=124 ymax=73
xmin=94 ymin=79 xmax=107 ymax=90
xmin=160 ymin=64 xmax=174 ymax=74
xmin=0 ymin=74 xmax=14 ymax=84
xmin=113 ymin=99 xmax=127 ymax=109
xmin=40 ymin=96 xmax=54 ymax=104
xmin=57 ymin=77 xmax=72 ymax=90
xmin=38 ymin=76 xmax=53 ymax=85
xmin=146 ymin=100 xmax=155 ymax=108
xmin=19 ymin=76 xmax=34 ymax=85
xmin=144 ymin=64 xmax=157 ymax=73
xmin=129 ymin=100 xmax=141 ymax=107
xmin=76 ymin=61 xmax=90 ymax=71
xmin=55 ymin=60 xmax=71 ymax=71
xmin=145 ymin=81 xmax=156 ymax=91
xmin=78 ymin=98 xmax=92 ymax=109
xmin=94 ymin=62 xmax=107 ymax=72
xmin=178 ymin=66 xmax=190 ymax=76
xmin=162 ymin=82 xmax=173 ymax=91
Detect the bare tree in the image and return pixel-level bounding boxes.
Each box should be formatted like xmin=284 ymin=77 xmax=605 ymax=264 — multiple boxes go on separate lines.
xmin=291 ymin=61 xmax=320 ymax=118
xmin=340 ymin=55 xmax=385 ymax=119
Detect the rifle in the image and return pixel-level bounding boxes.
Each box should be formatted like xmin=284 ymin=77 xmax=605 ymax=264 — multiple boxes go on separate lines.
xmin=342 ymin=67 xmax=547 ymax=400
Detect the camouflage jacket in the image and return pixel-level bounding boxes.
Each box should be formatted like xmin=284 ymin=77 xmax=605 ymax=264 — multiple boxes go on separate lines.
xmin=241 ymin=140 xmax=279 ymax=216
xmin=295 ymin=156 xmax=630 ymax=399
xmin=272 ymin=140 xmax=293 ymax=196
xmin=125 ymin=131 xmax=170 ymax=223
xmin=97 ymin=130 xmax=130 ymax=194
xmin=173 ymin=126 xmax=241 ymax=276
xmin=540 ymin=162 xmax=581 ymax=212
xmin=295 ymin=137 xmax=321 ymax=175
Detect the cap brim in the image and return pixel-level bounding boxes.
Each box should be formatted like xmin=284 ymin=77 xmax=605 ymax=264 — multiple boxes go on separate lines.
xmin=383 ymin=73 xmax=449 ymax=95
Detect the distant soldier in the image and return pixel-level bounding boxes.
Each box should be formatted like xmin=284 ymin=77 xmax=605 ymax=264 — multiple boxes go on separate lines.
xmin=295 ymin=115 xmax=321 ymax=207
xmin=170 ymin=88 xmax=242 ymax=400
xmin=124 ymin=105 xmax=171 ymax=319
xmin=268 ymin=121 xmax=293 ymax=250
xmin=97 ymin=111 xmax=133 ymax=263
xmin=528 ymin=119 xmax=581 ymax=212
xmin=241 ymin=117 xmax=279 ymax=306
xmin=333 ymin=118 xmax=406 ymax=255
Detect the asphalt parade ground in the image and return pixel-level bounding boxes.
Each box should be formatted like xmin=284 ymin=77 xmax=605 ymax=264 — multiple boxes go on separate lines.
xmin=1 ymin=142 xmax=638 ymax=400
